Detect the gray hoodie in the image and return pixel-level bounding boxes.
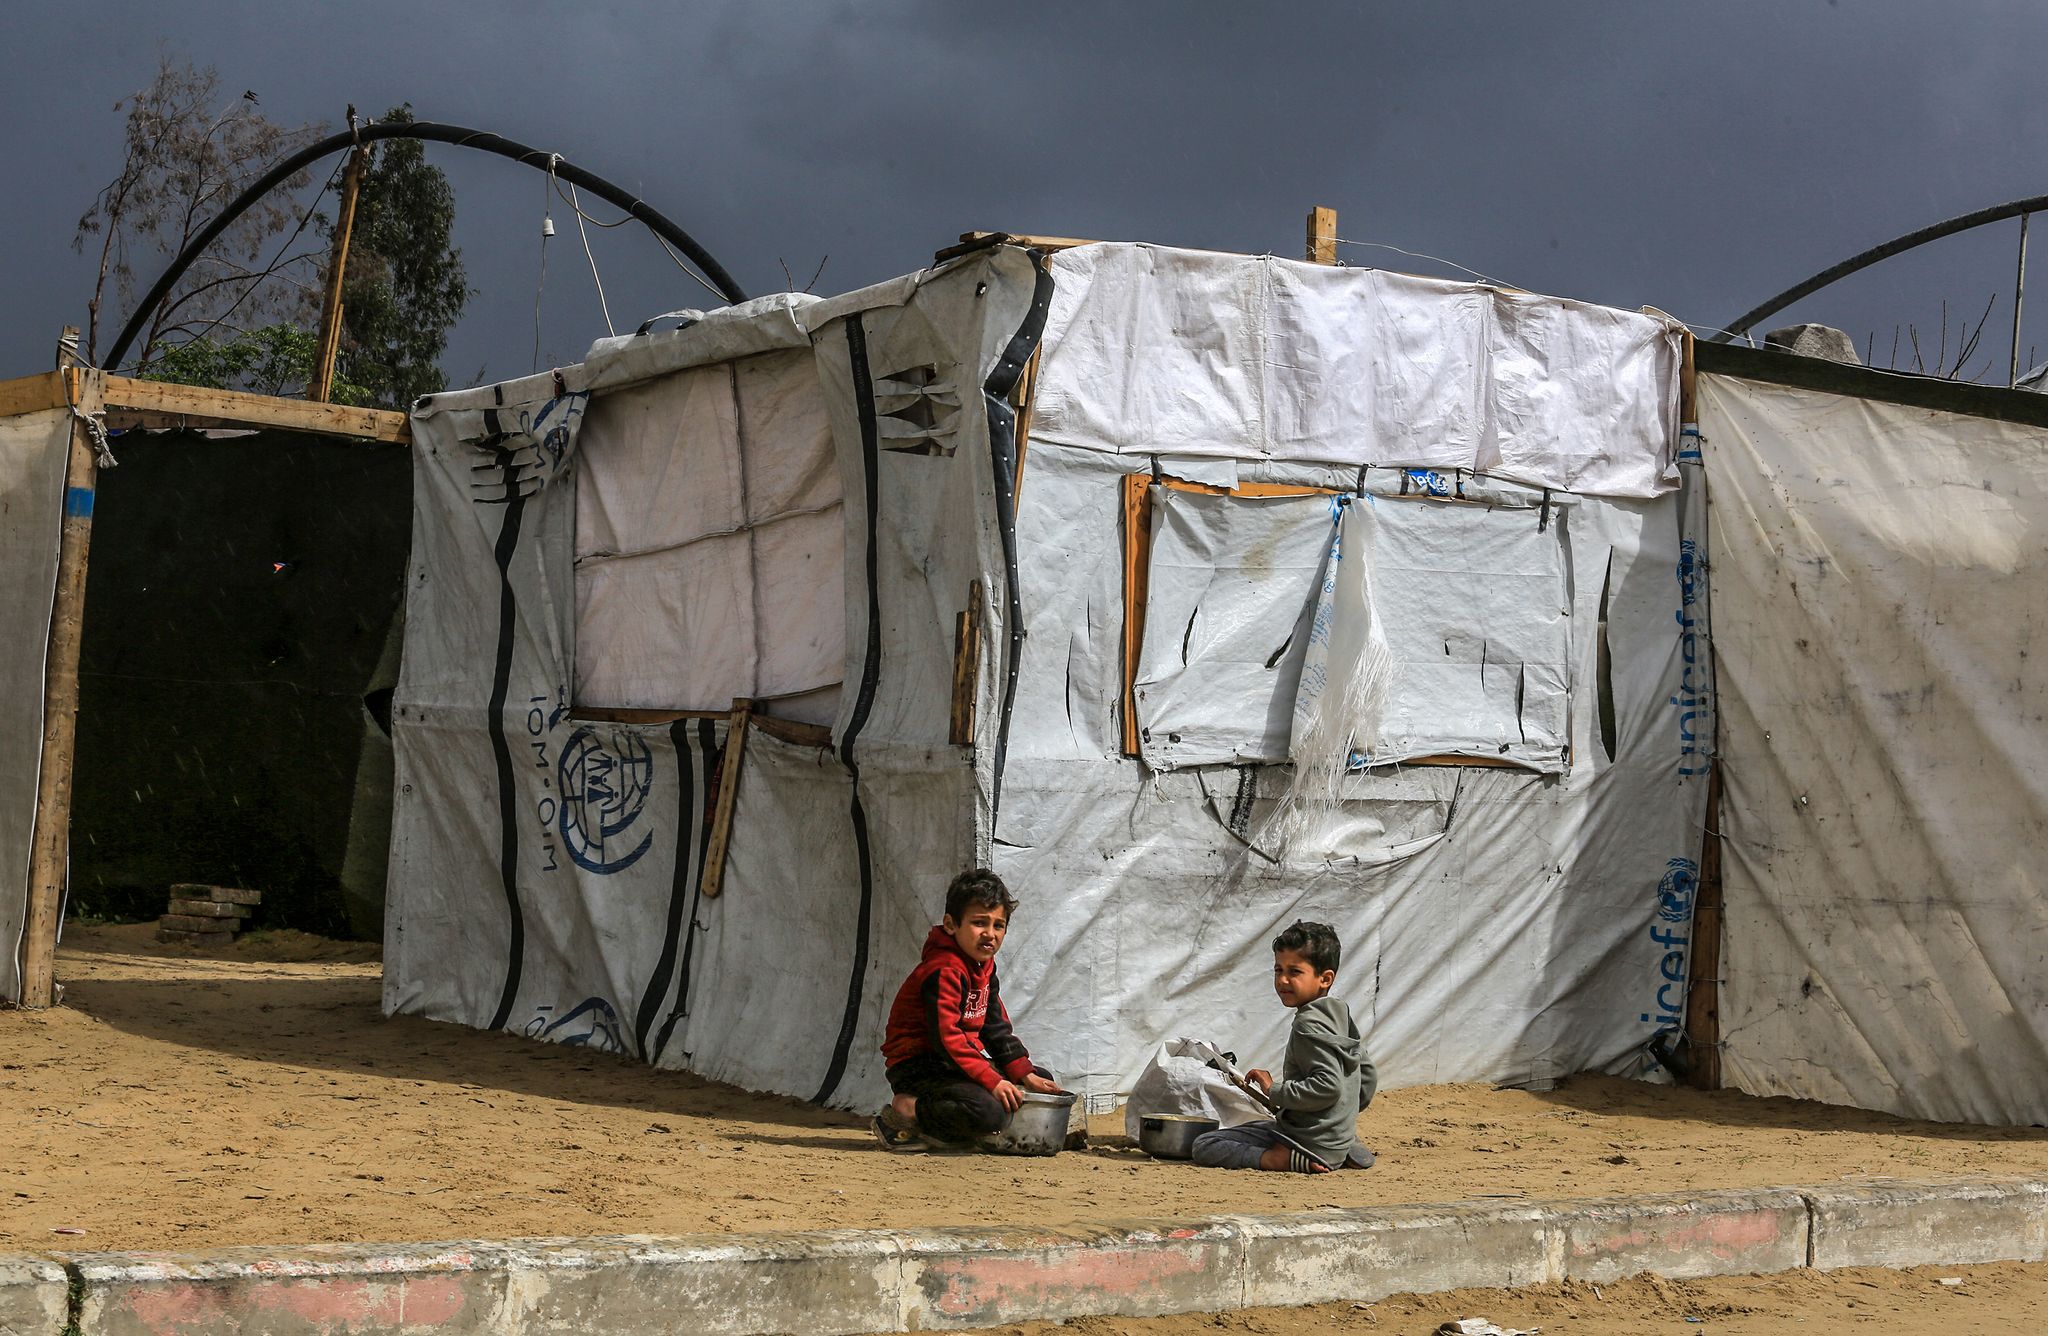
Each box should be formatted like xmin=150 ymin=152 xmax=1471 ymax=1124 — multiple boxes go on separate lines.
xmin=1270 ymin=996 xmax=1377 ymax=1168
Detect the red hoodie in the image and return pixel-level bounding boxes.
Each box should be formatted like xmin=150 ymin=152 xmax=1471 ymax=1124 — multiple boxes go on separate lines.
xmin=881 ymin=926 xmax=1036 ymax=1090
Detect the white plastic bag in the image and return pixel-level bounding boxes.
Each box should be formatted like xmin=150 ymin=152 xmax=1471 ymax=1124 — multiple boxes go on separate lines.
xmin=1123 ymin=1037 xmax=1270 ymax=1140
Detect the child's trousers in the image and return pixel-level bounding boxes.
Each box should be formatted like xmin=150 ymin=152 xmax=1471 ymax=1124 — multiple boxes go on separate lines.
xmin=1189 ymin=1120 xmax=1290 ymax=1169
xmin=887 ymin=1055 xmax=1056 ymax=1144
xmin=1190 ymin=1121 xmax=1376 ymax=1170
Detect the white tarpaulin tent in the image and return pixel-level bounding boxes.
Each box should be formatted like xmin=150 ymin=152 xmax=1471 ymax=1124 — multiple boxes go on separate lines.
xmin=383 ymin=240 xmax=1711 ymax=1111
xmin=0 ymin=407 xmax=68 ymax=1003
xmin=1698 ymin=367 xmax=2048 ymax=1126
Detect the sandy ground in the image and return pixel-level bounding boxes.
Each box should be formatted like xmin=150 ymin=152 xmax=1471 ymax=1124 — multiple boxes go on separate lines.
xmin=4 ymin=924 xmax=2048 ymax=1254
xmin=946 ymin=1262 xmax=2048 ymax=1335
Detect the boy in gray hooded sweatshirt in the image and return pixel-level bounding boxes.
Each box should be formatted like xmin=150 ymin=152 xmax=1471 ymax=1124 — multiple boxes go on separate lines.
xmin=1190 ymin=920 xmax=1376 ymax=1173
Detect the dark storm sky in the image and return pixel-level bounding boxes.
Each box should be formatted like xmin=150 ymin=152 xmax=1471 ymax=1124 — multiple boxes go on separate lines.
xmin=8 ymin=2 xmax=2048 ymax=387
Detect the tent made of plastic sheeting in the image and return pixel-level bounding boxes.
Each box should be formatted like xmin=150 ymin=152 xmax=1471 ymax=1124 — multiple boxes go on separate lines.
xmin=382 ymin=240 xmax=1702 ymax=1111
xmin=0 ymin=407 xmax=68 ymax=1003
xmin=1698 ymin=366 xmax=2048 ymax=1126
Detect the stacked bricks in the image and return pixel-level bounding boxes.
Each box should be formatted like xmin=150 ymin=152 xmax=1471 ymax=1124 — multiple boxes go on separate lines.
xmin=158 ymin=884 xmax=261 ymax=945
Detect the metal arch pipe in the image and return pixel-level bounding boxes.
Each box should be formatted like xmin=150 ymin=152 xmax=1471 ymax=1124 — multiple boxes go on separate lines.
xmin=1714 ymin=195 xmax=2048 ymax=343
xmin=104 ymin=120 xmax=749 ymax=371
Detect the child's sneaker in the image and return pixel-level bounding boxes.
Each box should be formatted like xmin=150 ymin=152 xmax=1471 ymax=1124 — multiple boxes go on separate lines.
xmin=871 ymin=1107 xmax=926 ymax=1152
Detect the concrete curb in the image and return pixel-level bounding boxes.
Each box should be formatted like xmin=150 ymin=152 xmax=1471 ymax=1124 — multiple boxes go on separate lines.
xmin=0 ymin=1176 xmax=2040 ymax=1334
xmin=0 ymin=1254 xmax=67 ymax=1336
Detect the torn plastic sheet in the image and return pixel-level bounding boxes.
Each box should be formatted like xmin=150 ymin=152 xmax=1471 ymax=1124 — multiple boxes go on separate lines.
xmin=1136 ymin=486 xmax=1571 ymax=772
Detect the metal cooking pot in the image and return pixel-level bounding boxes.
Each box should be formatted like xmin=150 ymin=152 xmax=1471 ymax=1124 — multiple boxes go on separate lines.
xmin=1137 ymin=1113 xmax=1219 ymax=1160
xmin=980 ymin=1090 xmax=1078 ymax=1156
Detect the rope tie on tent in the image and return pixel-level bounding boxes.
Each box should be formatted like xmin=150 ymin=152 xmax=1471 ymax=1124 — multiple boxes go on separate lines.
xmin=72 ymin=404 xmax=116 ymax=469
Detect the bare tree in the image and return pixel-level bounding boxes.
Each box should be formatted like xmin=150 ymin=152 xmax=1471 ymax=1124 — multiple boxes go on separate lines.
xmin=72 ymin=55 xmax=325 ymax=366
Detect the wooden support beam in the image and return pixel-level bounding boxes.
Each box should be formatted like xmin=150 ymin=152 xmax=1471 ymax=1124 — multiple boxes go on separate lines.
xmin=569 ymin=704 xmax=831 ymax=749
xmin=747 ymin=713 xmax=832 ymax=749
xmin=310 ymin=138 xmax=370 ymax=404
xmin=698 ymin=700 xmax=753 ymax=900
xmin=99 ymin=375 xmax=409 ymax=443
xmin=950 ymin=580 xmax=985 ymax=747
xmin=0 ymin=371 xmax=73 ymax=418
xmin=956 ymin=230 xmax=1098 ymax=252
xmin=1120 ymin=473 xmax=1152 ymax=756
xmin=21 ymin=366 xmax=106 ymax=1007
xmin=569 ymin=707 xmax=726 ymax=725
xmin=1011 ymin=346 xmax=1042 ymax=496
xmin=1306 ymin=206 xmax=1338 ymax=265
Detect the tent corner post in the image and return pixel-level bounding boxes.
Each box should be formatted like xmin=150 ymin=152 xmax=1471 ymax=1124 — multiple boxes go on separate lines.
xmin=21 ymin=366 xmax=107 ymax=1008
xmin=1306 ymin=206 xmax=1338 ymax=265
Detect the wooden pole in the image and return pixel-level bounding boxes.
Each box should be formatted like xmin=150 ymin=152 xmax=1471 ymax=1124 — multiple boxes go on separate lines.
xmin=21 ymin=366 xmax=105 ymax=1008
xmin=1306 ymin=206 xmax=1338 ymax=265
xmin=698 ymin=700 xmax=753 ymax=900
xmin=309 ymin=135 xmax=369 ymax=404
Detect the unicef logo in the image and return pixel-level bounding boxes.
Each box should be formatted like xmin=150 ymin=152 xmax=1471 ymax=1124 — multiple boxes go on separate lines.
xmin=1657 ymin=857 xmax=1698 ymax=923
xmin=558 ymin=726 xmax=655 ymax=874
xmin=1676 ymin=539 xmax=1701 ymax=608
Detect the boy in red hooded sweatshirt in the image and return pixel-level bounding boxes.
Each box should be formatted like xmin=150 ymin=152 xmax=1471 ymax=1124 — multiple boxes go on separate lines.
xmin=873 ymin=868 xmax=1062 ymax=1149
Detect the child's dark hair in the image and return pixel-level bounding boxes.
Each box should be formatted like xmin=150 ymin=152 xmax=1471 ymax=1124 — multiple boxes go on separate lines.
xmin=945 ymin=867 xmax=1017 ymax=922
xmin=1272 ymin=920 xmax=1342 ymax=975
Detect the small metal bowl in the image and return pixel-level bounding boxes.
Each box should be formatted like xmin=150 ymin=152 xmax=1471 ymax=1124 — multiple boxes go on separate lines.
xmin=1137 ymin=1113 xmax=1219 ymax=1160
xmin=980 ymin=1091 xmax=1079 ymax=1156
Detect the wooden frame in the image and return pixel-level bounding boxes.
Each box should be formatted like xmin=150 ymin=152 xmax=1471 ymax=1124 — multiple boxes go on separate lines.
xmin=1119 ymin=472 xmax=1339 ymax=756
xmin=949 ymin=580 xmax=985 ymax=747
xmin=0 ymin=368 xmax=411 ymax=444
xmin=568 ymin=705 xmax=833 ymax=750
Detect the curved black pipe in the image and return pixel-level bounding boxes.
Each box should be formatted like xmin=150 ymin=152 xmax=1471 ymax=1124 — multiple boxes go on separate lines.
xmin=104 ymin=120 xmax=748 ymax=371
xmin=1715 ymin=195 xmax=2048 ymax=343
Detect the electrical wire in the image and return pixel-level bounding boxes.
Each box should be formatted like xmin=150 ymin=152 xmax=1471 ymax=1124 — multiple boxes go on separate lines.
xmin=534 ymin=154 xmax=556 ymax=373
xmin=1334 ymin=235 xmax=1759 ymax=348
xmin=654 ymin=232 xmax=741 ymax=305
xmin=1330 ymin=236 xmax=1509 ymax=287
xmin=567 ymin=181 xmax=615 ymax=336
xmin=549 ymin=172 xmax=728 ymax=306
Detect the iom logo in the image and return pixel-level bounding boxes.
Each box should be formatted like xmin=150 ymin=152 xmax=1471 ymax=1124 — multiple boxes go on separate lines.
xmin=558 ymin=726 xmax=655 ymax=874
xmin=526 ymin=996 xmax=629 ymax=1053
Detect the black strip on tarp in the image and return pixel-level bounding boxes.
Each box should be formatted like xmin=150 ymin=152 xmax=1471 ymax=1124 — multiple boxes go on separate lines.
xmin=651 ymin=716 xmax=721 ymax=1064
xmin=483 ymin=445 xmax=530 ymax=1033
xmin=813 ymin=313 xmax=885 ymax=1106
xmin=635 ymin=717 xmax=700 ymax=1058
xmin=981 ymin=252 xmax=1056 ymax=822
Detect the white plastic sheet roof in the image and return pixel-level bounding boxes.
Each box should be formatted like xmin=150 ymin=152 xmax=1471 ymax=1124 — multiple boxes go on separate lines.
xmin=1031 ymin=243 xmax=1685 ymax=497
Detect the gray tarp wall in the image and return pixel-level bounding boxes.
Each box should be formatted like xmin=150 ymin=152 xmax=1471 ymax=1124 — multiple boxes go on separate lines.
xmin=997 ymin=246 xmax=1704 ymax=1100
xmin=385 ymin=248 xmax=1046 ymax=1105
xmin=385 ymin=241 xmax=1702 ymax=1111
xmin=1700 ymin=368 xmax=2048 ymax=1125
xmin=0 ymin=407 xmax=68 ymax=1003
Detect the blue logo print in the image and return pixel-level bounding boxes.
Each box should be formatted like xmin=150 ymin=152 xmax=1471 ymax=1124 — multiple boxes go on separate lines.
xmin=558 ymin=726 xmax=655 ymax=874
xmin=1657 ymin=857 xmax=1698 ymax=923
xmin=526 ymin=996 xmax=629 ymax=1053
